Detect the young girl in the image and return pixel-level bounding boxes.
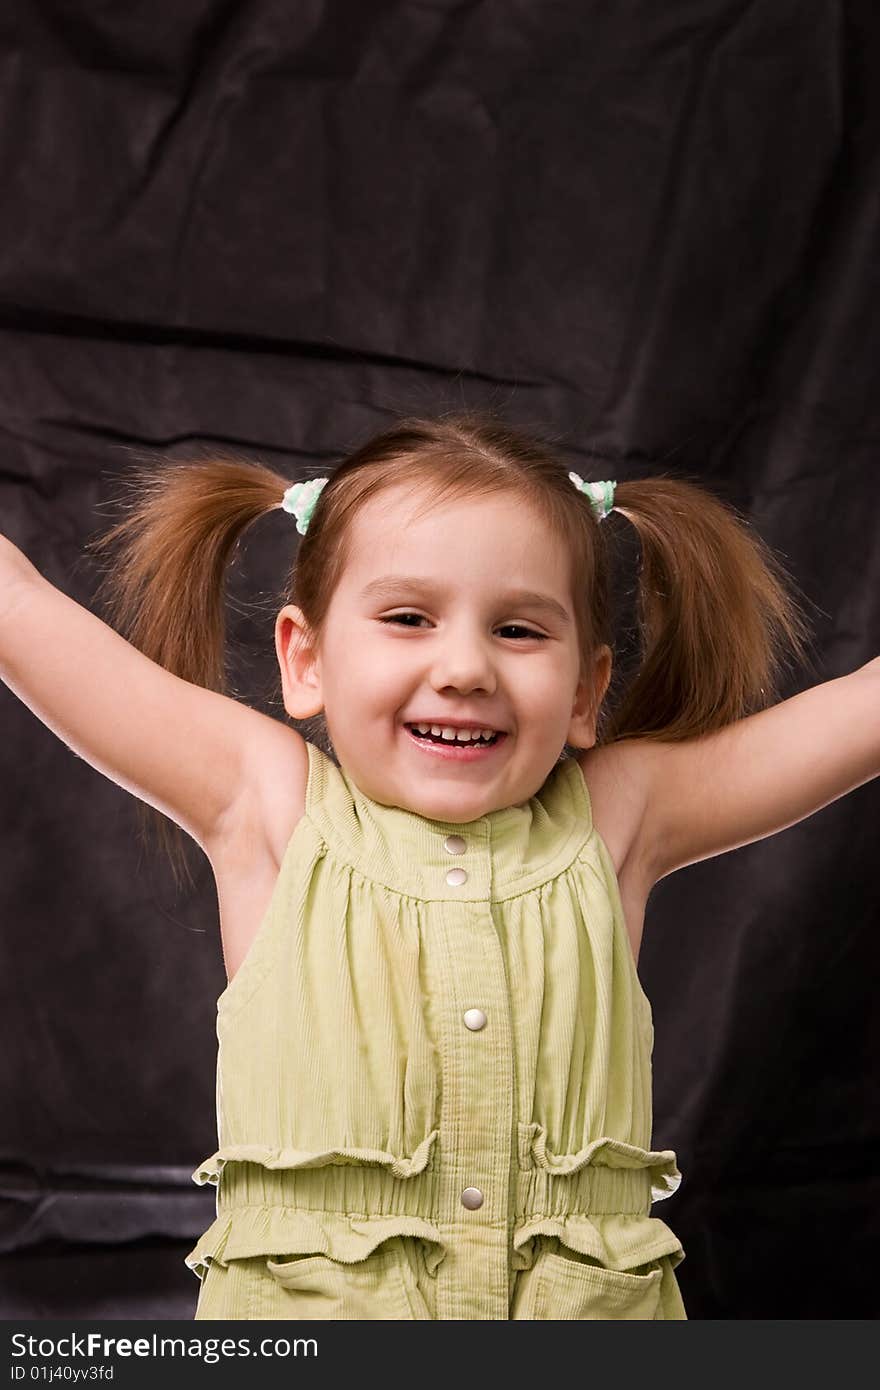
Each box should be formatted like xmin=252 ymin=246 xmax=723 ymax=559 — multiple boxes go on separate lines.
xmin=1 ymin=414 xmax=877 ymax=1321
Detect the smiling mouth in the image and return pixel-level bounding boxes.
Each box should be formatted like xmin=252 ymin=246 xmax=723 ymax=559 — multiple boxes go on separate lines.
xmin=405 ymin=724 xmax=502 ymax=746
xmin=403 ymin=724 xmax=508 ymax=758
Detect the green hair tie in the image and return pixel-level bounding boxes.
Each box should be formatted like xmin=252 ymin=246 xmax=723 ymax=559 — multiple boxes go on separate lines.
xmin=568 ymin=472 xmax=617 ymax=521
xmin=281 ymin=477 xmax=330 ymax=535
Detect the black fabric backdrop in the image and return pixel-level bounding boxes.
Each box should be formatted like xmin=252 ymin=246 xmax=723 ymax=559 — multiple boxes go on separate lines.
xmin=1 ymin=0 xmax=878 ymax=1320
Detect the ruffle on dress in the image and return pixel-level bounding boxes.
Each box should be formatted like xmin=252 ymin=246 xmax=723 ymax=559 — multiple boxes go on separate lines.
xmin=185 ymin=1208 xmax=446 ymax=1281
xmin=520 ymin=1122 xmax=682 ymax=1202
xmin=511 ymin=1211 xmax=685 ymax=1274
xmin=191 ymin=1130 xmax=439 ymax=1188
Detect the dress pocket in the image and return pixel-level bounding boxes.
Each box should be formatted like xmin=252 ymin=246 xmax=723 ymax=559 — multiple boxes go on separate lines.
xmin=194 ymin=1255 xmax=274 ymax=1321
xmin=511 ymin=1236 xmax=663 ymax=1320
xmin=266 ymin=1235 xmax=433 ymax=1320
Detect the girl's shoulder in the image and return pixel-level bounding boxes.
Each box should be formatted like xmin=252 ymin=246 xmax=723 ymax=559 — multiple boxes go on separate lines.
xmin=208 ymin=717 xmax=309 ymax=876
xmin=248 ymin=720 xmax=311 ymax=864
xmin=577 ymin=740 xmax=658 ymax=968
xmin=206 ymin=719 xmax=309 ymax=984
xmin=576 ymin=739 xmax=655 ymax=884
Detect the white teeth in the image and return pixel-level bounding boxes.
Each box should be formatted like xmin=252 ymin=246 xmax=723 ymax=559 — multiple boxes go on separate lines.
xmin=411 ymin=723 xmax=497 ymax=743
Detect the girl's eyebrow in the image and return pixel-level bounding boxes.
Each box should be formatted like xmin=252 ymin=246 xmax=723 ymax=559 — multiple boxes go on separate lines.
xmin=358 ymin=575 xmax=571 ymax=625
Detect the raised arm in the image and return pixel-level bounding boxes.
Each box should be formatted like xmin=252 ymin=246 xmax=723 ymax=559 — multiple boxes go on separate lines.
xmin=634 ymin=660 xmax=880 ymax=883
xmin=0 ymin=534 xmax=288 ymax=856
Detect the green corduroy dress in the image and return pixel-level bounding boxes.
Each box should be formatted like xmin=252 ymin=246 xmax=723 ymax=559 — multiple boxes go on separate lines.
xmin=187 ymin=739 xmax=687 ymax=1320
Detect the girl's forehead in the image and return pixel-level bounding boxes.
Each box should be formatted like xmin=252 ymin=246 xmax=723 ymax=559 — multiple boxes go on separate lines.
xmin=340 ymin=494 xmax=572 ymax=608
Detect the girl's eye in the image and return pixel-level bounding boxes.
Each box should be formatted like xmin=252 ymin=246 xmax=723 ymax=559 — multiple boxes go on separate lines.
xmin=498 ymin=626 xmax=547 ymax=641
xmin=379 ymin=614 xmax=547 ymax=641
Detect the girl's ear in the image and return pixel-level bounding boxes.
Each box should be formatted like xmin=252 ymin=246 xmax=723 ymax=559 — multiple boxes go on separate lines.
xmin=275 ymin=604 xmax=325 ymax=720
xmin=566 ymin=644 xmax=612 ymax=750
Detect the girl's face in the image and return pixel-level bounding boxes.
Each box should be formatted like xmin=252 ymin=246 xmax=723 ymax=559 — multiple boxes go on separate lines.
xmin=278 ymin=485 xmax=610 ymax=822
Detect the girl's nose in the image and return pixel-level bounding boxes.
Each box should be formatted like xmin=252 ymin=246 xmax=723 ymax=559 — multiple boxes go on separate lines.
xmin=427 ymin=630 xmax=498 ymax=696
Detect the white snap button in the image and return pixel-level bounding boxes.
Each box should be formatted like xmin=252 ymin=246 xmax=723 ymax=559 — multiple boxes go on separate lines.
xmin=444 ymin=834 xmax=467 ymax=855
xmin=460 ymin=1187 xmax=484 ymax=1210
xmin=446 ymin=867 xmax=468 ymax=887
xmin=463 ymin=1008 xmax=487 ymax=1031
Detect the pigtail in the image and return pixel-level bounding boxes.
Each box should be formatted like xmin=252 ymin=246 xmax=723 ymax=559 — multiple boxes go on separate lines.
xmin=84 ymin=449 xmax=292 ymax=888
xmin=602 ymin=476 xmax=817 ymax=745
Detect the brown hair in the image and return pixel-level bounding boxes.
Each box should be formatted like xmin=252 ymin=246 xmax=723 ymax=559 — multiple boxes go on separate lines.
xmin=86 ymin=413 xmax=816 ymax=889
